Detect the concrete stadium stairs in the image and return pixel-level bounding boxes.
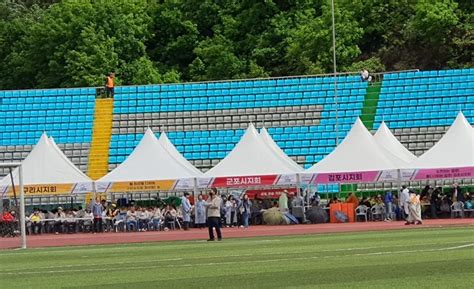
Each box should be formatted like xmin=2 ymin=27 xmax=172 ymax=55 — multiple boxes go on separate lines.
xmin=360 ymin=82 xmax=382 ymax=130
xmin=87 ymin=98 xmax=114 ymax=180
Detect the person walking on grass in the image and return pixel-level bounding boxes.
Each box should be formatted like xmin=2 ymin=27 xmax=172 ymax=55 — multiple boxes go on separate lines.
xmin=205 ymin=189 xmax=222 ymax=241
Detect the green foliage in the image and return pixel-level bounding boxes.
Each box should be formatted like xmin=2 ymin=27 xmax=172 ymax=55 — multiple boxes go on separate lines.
xmin=0 ymin=0 xmax=471 ymax=90
xmin=344 ymin=57 xmax=386 ymax=73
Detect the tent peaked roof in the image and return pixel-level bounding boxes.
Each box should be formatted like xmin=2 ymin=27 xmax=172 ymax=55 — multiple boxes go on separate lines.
xmin=204 ymin=124 xmax=302 ymax=177
xmin=158 ymin=131 xmax=202 ymax=175
xmin=48 ymin=137 xmax=92 ymax=180
xmin=374 ymin=121 xmax=417 ymax=165
xmin=260 ymin=127 xmax=303 ymax=172
xmin=0 ymin=133 xmax=91 ymax=186
xmin=99 ymin=128 xmax=200 ymax=182
xmin=306 ymin=118 xmax=399 ymax=173
xmin=407 ymin=112 xmax=474 ymax=169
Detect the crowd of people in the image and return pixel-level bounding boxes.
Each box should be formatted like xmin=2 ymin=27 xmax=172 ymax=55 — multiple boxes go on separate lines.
xmin=325 ymin=183 xmax=473 ymax=224
xmin=1 ymin=184 xmax=472 ymax=238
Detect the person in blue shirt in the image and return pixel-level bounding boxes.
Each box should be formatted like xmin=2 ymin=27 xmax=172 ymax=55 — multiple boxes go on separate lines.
xmin=181 ymin=192 xmax=192 ymax=230
xmin=384 ymin=191 xmax=394 ymax=221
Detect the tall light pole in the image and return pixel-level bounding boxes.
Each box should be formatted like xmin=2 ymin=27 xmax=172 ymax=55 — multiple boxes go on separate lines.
xmin=331 ymin=0 xmax=339 ymax=145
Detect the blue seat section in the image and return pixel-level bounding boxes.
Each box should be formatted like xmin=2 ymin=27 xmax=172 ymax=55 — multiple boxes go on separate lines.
xmin=112 ymin=75 xmax=367 ymax=114
xmin=0 ymin=87 xmax=95 ymax=146
xmin=108 ymin=123 xmax=357 ymax=167
xmin=109 ymin=75 xmax=368 ymax=168
xmin=375 ymin=69 xmax=474 ymax=129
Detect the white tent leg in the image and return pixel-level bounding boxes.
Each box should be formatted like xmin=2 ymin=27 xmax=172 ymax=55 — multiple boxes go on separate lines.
xmin=19 ymin=165 xmax=26 ymax=249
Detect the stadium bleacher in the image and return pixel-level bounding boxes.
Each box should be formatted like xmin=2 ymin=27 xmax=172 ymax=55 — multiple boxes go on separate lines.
xmin=109 ymin=75 xmax=367 ymax=175
xmin=374 ymin=68 xmax=474 ymax=156
xmin=0 ymin=87 xmax=96 ymax=176
xmin=0 ymin=68 xmax=473 ymax=195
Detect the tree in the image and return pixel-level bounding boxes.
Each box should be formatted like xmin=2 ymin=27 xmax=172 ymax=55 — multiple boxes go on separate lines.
xmin=1 ymin=0 xmax=155 ymax=88
xmin=286 ymin=0 xmax=363 ymax=74
xmin=0 ymin=0 xmax=471 ymax=90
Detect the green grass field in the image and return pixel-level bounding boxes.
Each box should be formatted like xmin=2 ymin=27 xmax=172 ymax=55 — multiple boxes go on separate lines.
xmin=1 ymin=227 xmax=473 ymax=289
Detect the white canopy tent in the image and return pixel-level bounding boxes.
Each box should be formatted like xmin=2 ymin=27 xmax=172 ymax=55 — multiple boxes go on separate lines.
xmin=204 ymin=124 xmax=303 ymax=177
xmin=374 ymin=121 xmax=417 ymax=166
xmin=0 ymin=133 xmax=92 ymax=187
xmin=259 ymin=127 xmax=304 ymax=172
xmin=158 ymin=131 xmax=203 ymax=176
xmin=406 ymin=112 xmax=474 ymax=170
xmin=99 ymin=128 xmax=202 ymax=183
xmin=306 ymin=118 xmax=401 ymax=173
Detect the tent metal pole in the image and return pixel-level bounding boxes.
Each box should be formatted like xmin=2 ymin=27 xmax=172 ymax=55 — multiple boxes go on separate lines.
xmin=193 ymin=178 xmax=199 ymax=199
xmin=9 ymin=167 xmax=18 ymax=207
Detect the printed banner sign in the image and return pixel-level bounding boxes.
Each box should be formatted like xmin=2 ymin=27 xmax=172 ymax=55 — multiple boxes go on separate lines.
xmin=197 ymin=177 xmax=214 ymax=189
xmin=245 ymin=187 xmax=297 ymax=199
xmin=106 ymin=180 xmax=176 ymax=193
xmin=376 ymin=170 xmax=399 ymax=182
xmin=274 ymin=174 xmax=298 ymax=185
xmin=70 ymin=182 xmax=94 ymax=194
xmin=312 ymin=171 xmax=380 ymax=184
xmin=376 ymin=170 xmax=415 ymax=182
xmin=6 ymin=184 xmax=77 ymax=196
xmin=299 ymin=173 xmax=315 ymax=184
xmin=95 ymin=182 xmax=112 ymax=194
xmin=172 ymin=178 xmax=195 ymax=190
xmin=211 ymin=175 xmax=279 ymax=188
xmin=412 ymin=167 xmax=474 ymax=180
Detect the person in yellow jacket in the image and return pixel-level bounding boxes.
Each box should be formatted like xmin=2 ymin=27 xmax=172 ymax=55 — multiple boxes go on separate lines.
xmin=30 ymin=210 xmax=42 ymax=234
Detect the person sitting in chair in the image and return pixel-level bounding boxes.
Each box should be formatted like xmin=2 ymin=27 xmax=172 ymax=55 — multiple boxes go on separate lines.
xmin=163 ymin=205 xmax=177 ymax=230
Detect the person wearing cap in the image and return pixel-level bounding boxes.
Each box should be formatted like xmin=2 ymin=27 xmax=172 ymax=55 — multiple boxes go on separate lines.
xmin=180 ymin=192 xmax=192 ymax=230
xmin=105 ymin=203 xmax=119 ymax=232
xmin=205 ymin=189 xmax=222 ymax=241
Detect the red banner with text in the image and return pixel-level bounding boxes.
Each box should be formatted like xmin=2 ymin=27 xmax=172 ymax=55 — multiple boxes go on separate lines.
xmin=211 ymin=175 xmax=279 ymax=188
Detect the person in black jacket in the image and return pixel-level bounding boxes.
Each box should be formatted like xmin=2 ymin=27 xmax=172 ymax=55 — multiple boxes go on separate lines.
xmin=430 ymin=187 xmax=441 ymax=219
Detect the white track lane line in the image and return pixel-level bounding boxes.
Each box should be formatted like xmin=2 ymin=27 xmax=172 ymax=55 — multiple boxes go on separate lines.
xmin=1 ymin=243 xmax=473 ymax=276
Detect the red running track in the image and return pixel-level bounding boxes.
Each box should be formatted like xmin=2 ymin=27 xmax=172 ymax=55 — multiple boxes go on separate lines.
xmin=1 ymin=218 xmax=473 ymax=250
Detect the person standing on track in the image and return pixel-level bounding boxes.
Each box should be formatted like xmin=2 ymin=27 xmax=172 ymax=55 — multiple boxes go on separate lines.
xmin=194 ymin=194 xmax=207 ymax=229
xmin=181 ymin=192 xmax=192 ymax=230
xmin=91 ymin=197 xmax=104 ymax=233
xmin=205 ymin=189 xmax=222 ymax=241
xmin=406 ymin=191 xmax=422 ymax=225
xmin=399 ymin=186 xmax=410 ymax=220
